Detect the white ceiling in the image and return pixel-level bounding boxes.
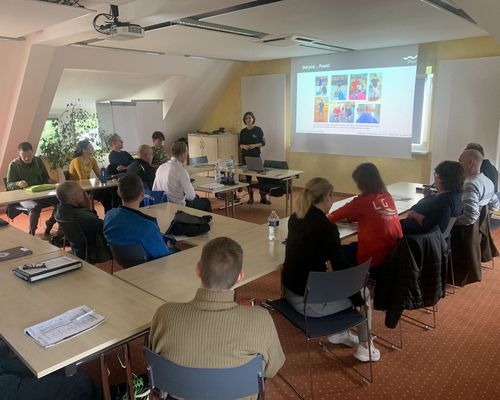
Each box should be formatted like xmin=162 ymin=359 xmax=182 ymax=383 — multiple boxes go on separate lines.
xmin=3 ymin=0 xmax=498 ymax=118
xmin=2 ymin=0 xmax=494 ymax=61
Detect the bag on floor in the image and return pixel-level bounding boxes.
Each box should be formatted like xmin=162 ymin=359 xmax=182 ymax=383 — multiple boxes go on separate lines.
xmin=166 ymin=210 xmax=212 ymax=237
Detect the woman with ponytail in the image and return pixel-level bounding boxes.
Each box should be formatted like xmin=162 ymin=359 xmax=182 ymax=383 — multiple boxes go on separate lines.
xmin=282 ymin=177 xmax=380 ymax=362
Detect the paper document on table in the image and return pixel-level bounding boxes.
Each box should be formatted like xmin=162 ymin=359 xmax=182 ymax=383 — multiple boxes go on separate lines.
xmin=391 ymin=195 xmax=413 ymax=202
xmin=25 ymin=305 xmax=105 ymax=348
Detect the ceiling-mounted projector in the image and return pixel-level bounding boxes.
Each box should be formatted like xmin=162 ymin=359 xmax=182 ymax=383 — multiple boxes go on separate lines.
xmin=107 ymin=24 xmax=144 ymax=40
xmin=93 ymin=4 xmax=144 ymax=40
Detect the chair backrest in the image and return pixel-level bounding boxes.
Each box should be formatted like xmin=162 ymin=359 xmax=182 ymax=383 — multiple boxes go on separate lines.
xmin=263 ymin=160 xmax=289 ymax=170
xmin=109 ymin=243 xmax=147 ymax=268
xmin=305 ymin=259 xmax=371 ymax=304
xmin=189 ymin=156 xmax=209 ymax=165
xmin=144 ymin=348 xmax=264 ymax=400
xmin=443 ymin=217 xmax=457 ymax=239
xmin=56 ymin=218 xmax=88 ymax=260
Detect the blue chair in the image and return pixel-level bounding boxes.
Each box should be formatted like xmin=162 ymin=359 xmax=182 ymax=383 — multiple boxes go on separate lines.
xmin=268 ymin=260 xmax=372 ymax=398
xmin=141 ymin=189 xmax=167 ymax=207
xmin=144 ymin=348 xmax=265 ymax=400
xmin=109 ymin=243 xmax=147 ymax=272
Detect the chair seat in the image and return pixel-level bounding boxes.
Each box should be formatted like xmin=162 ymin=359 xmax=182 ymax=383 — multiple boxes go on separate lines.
xmin=269 ymin=299 xmax=365 ymax=340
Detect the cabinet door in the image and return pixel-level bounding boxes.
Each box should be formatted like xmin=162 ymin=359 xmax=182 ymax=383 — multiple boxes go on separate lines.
xmin=217 ymin=134 xmax=240 ymax=163
xmin=187 ymin=135 xmax=204 ymax=158
xmin=202 ymin=137 xmax=219 ymax=163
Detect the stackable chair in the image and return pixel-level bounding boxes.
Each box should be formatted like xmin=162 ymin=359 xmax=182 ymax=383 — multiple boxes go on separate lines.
xmin=56 ymin=218 xmax=88 ymax=261
xmin=109 ymin=243 xmax=147 ymax=273
xmin=144 ymin=348 xmax=265 ymax=400
xmin=268 ymin=260 xmax=372 ymax=399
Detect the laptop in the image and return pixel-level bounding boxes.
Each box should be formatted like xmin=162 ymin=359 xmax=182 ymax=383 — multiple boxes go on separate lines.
xmin=244 ymin=157 xmax=270 ymax=172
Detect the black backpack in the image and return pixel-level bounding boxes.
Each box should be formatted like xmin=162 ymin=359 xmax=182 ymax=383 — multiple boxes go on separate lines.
xmin=166 ymin=210 xmax=212 ymax=237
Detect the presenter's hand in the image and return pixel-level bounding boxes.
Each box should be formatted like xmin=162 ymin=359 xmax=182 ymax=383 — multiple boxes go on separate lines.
xmin=116 ymin=165 xmax=126 ymax=172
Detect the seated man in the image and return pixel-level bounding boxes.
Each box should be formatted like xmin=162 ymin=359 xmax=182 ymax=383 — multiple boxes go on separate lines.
xmin=107 ymin=133 xmax=134 ymax=176
xmin=149 ymin=237 xmax=285 ymax=384
xmin=104 ymin=174 xmax=175 ymax=260
xmin=465 ymin=142 xmax=498 ymax=192
xmin=55 ymin=181 xmax=111 ymax=263
xmin=6 ymin=142 xmax=58 ymax=236
xmin=457 ymin=149 xmax=499 ymax=226
xmin=451 ymin=149 xmax=500 ymax=286
xmin=127 ymin=145 xmax=156 ymax=190
xmin=153 ymin=141 xmax=211 ymax=212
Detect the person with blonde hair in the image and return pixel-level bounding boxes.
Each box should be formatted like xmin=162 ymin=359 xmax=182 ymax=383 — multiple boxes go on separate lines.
xmin=282 ymin=177 xmax=380 ymax=362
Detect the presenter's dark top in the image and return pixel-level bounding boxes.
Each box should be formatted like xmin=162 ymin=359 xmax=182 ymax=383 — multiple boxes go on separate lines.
xmin=240 ymin=126 xmax=265 ymax=161
xmin=400 ymin=191 xmax=463 ymax=235
xmin=481 ymin=159 xmax=498 ymax=193
xmin=108 ymin=150 xmax=134 ymax=175
xmin=282 ymin=206 xmax=349 ymax=296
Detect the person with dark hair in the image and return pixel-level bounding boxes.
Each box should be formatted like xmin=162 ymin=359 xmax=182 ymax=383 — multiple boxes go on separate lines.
xmin=400 ymin=161 xmax=464 ymax=234
xmin=282 ymin=177 xmax=380 ymax=362
xmin=464 ymin=142 xmax=498 ymax=192
xmin=104 ymin=174 xmax=174 ymax=260
xmin=127 ymin=145 xmax=156 ymax=190
xmin=6 ymin=141 xmax=58 ymax=236
xmin=153 ymin=141 xmax=211 ymax=211
xmin=151 ymin=131 xmax=168 ymax=168
xmin=328 ymin=163 xmax=402 ymax=269
xmin=55 ymin=181 xmax=111 ymax=263
xmin=69 ymin=139 xmax=113 ymax=213
xmin=239 ymin=111 xmax=269 ymax=204
xmin=150 ymin=237 xmax=285 ymax=381
xmin=107 ymin=134 xmax=134 ymax=176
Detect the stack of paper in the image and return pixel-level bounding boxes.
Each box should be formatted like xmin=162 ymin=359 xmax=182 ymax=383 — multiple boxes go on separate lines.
xmin=198 ymin=182 xmax=225 ymax=190
xmin=25 ymin=305 xmax=105 ymax=348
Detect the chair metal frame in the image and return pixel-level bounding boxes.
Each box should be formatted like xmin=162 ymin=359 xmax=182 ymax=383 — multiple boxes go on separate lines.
xmin=144 ymin=348 xmax=265 ymax=400
xmin=268 ymin=260 xmax=373 ymax=399
xmin=443 ymin=217 xmax=458 ymax=294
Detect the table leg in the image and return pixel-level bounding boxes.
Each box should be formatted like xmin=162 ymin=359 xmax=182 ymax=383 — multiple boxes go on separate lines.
xmin=224 ymin=193 xmax=229 ymax=216
xmin=124 ymin=344 xmax=134 ymax=400
xmin=231 ymin=189 xmax=235 ymax=218
xmin=100 ymin=354 xmax=112 ymax=400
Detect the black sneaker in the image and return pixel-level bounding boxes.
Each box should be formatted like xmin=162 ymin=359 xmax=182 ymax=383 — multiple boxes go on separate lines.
xmin=260 ymin=198 xmax=271 ymax=205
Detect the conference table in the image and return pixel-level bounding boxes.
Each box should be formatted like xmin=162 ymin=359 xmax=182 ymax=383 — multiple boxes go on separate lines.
xmin=0 ymin=249 xmax=163 ymax=400
xmin=235 ymin=167 xmax=304 ymax=216
xmin=0 ymin=178 xmax=118 ymax=206
xmin=0 ymin=224 xmax=59 ymax=256
xmin=191 ymin=175 xmax=249 ymax=218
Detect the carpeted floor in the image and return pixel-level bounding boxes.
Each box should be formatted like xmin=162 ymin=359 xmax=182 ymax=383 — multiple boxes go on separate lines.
xmin=3 ymin=188 xmax=500 ymax=399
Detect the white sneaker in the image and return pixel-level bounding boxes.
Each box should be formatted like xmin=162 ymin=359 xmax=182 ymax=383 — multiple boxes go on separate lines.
xmin=327 ymin=330 xmax=359 ymax=347
xmin=353 ymin=341 xmax=381 ymax=362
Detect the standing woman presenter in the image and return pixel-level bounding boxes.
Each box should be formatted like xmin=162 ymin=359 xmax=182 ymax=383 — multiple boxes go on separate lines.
xmin=239 ymin=111 xmax=269 ymax=204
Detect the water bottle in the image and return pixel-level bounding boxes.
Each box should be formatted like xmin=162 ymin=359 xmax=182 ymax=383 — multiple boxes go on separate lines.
xmin=268 ymin=210 xmax=280 ymax=241
xmin=214 ymin=161 xmax=221 ymax=183
xmin=100 ymin=167 xmax=107 ymax=184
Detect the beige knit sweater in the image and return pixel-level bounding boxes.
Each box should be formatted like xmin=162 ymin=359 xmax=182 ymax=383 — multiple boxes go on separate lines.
xmin=149 ymin=288 xmax=285 ymax=381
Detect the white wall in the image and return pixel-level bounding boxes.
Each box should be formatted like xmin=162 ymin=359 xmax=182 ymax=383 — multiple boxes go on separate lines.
xmin=431 ymin=56 xmax=500 ymax=175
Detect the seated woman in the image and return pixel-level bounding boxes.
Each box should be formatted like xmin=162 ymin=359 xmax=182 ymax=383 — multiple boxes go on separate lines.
xmin=328 ymin=163 xmax=402 ymax=271
xmin=282 ymin=177 xmax=380 ymax=362
xmin=400 ymin=161 xmax=464 ymax=235
xmin=68 ymin=139 xmax=113 ymax=213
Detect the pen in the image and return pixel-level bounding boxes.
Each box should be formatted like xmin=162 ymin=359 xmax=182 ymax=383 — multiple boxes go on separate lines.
xmin=73 ymin=309 xmax=95 ymax=322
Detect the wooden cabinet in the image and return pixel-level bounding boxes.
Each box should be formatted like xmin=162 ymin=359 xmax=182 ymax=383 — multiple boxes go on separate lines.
xmin=188 ymin=133 xmax=239 ymax=164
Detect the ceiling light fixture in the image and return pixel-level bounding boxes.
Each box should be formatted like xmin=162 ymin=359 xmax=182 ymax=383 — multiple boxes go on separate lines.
xmin=420 ymin=0 xmax=476 ymax=24
xmin=0 ymin=35 xmax=25 ymax=41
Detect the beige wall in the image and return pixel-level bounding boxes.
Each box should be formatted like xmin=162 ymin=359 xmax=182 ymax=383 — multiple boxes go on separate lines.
xmin=201 ymin=36 xmax=500 ymax=193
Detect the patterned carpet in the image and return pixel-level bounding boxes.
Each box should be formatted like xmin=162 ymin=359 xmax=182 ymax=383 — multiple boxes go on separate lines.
xmin=3 ymin=189 xmax=500 ymax=399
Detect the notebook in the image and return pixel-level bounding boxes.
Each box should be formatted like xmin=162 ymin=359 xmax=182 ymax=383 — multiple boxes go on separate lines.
xmin=12 ymin=255 xmax=82 ymax=282
xmin=0 ymin=246 xmax=32 ymax=262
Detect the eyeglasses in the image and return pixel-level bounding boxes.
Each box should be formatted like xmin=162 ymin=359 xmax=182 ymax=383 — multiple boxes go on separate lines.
xmin=22 ymin=263 xmax=47 ymax=270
